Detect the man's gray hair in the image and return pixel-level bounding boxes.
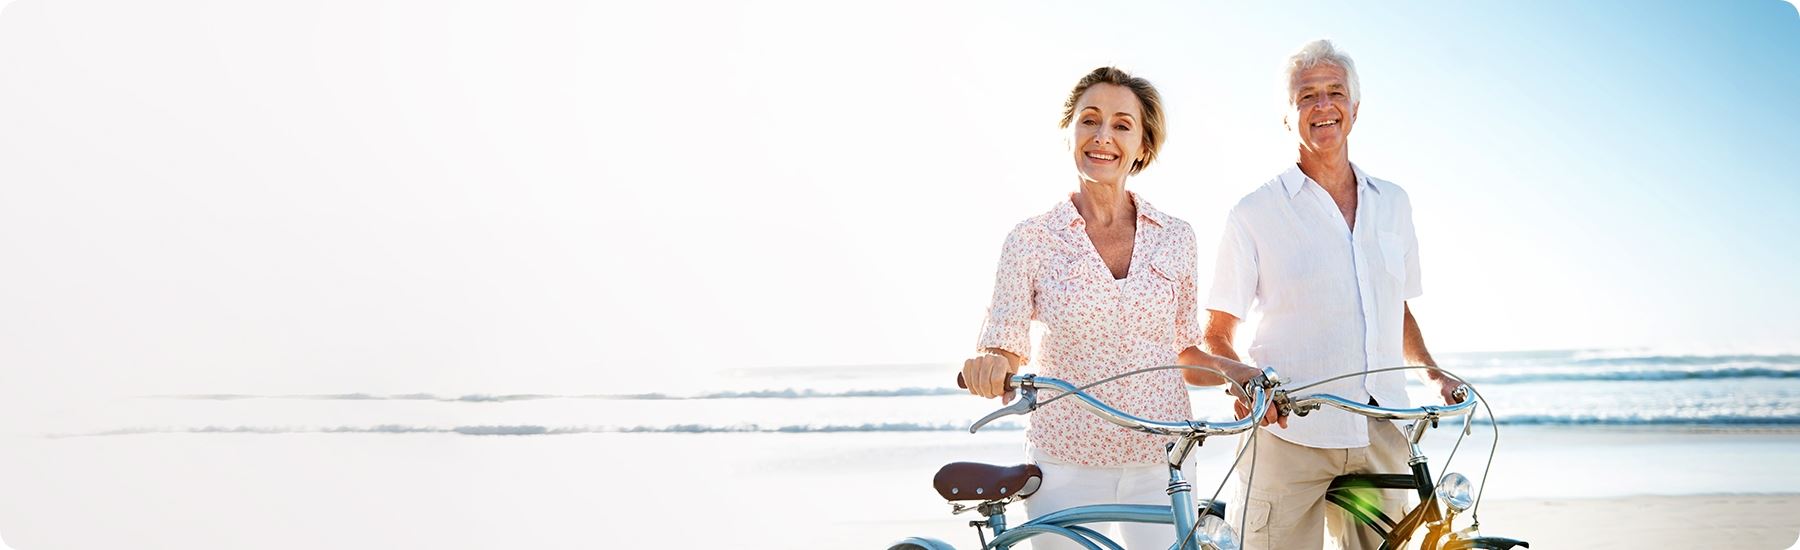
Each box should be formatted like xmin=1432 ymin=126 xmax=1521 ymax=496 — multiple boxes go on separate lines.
xmin=1285 ymin=39 xmax=1361 ymax=106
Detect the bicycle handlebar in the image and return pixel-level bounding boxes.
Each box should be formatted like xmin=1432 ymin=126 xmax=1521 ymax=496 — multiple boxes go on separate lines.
xmin=958 ymin=369 xmax=1279 ymax=438
xmin=1281 ymin=386 xmax=1476 ymax=421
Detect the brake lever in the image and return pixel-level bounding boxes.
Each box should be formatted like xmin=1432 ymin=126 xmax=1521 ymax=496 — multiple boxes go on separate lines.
xmin=1246 ymin=366 xmax=1292 ymax=419
xmin=1455 ymin=387 xmax=1474 ymax=436
xmin=969 ymin=381 xmax=1038 ymax=433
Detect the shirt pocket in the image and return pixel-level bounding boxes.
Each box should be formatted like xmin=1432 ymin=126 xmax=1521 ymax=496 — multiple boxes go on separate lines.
xmin=1039 ymin=259 xmax=1091 ymax=326
xmin=1376 ymin=231 xmax=1407 ymax=282
xmin=1135 ymin=254 xmax=1186 ymax=341
xmin=1145 ymin=253 xmax=1191 ymax=315
xmin=1146 ymin=254 xmax=1185 ymax=295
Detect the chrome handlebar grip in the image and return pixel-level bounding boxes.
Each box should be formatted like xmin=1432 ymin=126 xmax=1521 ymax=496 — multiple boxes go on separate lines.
xmin=968 ymin=372 xmax=1272 ymax=437
xmin=1282 ymin=391 xmax=1479 ymax=421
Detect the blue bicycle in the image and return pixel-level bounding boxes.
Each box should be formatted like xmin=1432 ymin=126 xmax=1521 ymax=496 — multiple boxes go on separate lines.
xmin=886 ymin=368 xmax=1281 ymax=550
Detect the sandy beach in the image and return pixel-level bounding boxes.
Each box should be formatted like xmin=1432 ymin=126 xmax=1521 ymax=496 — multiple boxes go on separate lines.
xmin=4 ymin=427 xmax=1799 ymax=549
xmin=1477 ymin=495 xmax=1800 ymax=549
xmin=868 ymin=495 xmax=1800 ymax=549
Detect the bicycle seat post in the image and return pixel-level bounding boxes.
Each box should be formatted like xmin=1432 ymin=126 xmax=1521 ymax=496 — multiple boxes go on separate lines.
xmin=975 ymin=500 xmax=1010 ymax=546
xmin=1163 ymin=440 xmax=1202 ymax=550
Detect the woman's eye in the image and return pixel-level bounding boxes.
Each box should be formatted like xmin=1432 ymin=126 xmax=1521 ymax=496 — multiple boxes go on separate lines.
xmin=1081 ymin=119 xmax=1097 ymax=126
xmin=1114 ymin=124 xmax=1130 ymax=131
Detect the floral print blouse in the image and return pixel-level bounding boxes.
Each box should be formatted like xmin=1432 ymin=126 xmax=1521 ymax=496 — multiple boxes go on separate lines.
xmin=978 ymin=192 xmax=1199 ymax=467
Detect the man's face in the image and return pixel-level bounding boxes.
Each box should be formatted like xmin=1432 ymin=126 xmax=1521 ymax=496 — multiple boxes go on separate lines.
xmin=1288 ymin=63 xmax=1358 ymax=155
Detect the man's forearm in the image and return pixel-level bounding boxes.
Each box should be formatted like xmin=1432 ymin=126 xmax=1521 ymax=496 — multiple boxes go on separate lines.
xmin=1402 ymin=302 xmax=1446 ymax=381
xmin=1201 ymin=335 xmax=1241 ymax=363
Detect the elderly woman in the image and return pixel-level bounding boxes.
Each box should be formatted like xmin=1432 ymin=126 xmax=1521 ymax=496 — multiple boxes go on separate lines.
xmin=961 ymin=67 xmax=1260 ymax=550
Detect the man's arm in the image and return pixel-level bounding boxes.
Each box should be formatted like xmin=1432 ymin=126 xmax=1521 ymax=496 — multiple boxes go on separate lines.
xmin=1179 ymin=312 xmax=1262 ymax=389
xmin=1197 ymin=309 xmax=1285 ymax=427
xmin=1403 ymin=302 xmax=1464 ymax=404
xmin=1187 ymin=310 xmax=1243 ymax=385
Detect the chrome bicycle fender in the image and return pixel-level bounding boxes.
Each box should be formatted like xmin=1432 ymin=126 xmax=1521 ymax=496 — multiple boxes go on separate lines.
xmin=886 ymin=537 xmax=957 ymax=550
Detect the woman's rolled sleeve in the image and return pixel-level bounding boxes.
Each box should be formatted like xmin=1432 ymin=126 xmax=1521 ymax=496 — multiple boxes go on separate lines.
xmin=976 ymin=225 xmax=1039 ymax=358
xmin=1173 ymin=224 xmax=1202 ymax=348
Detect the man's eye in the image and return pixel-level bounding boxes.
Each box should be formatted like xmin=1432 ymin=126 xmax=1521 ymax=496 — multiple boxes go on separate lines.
xmin=1331 ymin=91 xmax=1345 ymax=97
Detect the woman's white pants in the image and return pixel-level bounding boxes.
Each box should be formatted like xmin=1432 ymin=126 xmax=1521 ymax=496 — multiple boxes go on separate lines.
xmin=1023 ymin=447 xmax=1198 ymax=550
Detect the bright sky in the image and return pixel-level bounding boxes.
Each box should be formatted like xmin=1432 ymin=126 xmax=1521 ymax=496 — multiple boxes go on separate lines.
xmin=0 ymin=1 xmax=1796 ymax=399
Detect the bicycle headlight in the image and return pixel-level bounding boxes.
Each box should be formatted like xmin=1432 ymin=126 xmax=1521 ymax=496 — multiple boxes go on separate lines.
xmin=1436 ymin=472 xmax=1474 ymax=513
xmin=1198 ymin=514 xmax=1240 ymax=550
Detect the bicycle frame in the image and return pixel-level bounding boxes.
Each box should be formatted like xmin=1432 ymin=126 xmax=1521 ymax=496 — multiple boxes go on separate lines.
xmin=1323 ymin=423 xmax=1447 ymax=550
xmin=1287 ymin=391 xmax=1527 ymax=550
xmin=934 ymin=373 xmax=1271 ymax=550
xmin=899 ymin=368 xmax=1527 ymax=550
xmin=977 ymin=438 xmax=1214 ymax=550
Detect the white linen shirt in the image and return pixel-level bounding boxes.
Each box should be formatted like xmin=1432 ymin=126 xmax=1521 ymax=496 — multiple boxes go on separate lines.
xmin=1207 ymin=164 xmax=1423 ymax=449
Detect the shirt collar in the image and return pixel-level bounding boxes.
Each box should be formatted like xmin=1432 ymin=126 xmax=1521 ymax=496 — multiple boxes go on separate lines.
xmin=1279 ymin=163 xmax=1381 ymax=198
xmin=1052 ymin=191 xmax=1171 ymax=230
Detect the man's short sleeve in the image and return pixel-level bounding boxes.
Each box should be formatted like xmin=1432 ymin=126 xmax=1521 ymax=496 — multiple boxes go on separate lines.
xmin=1399 ymin=191 xmax=1423 ymax=300
xmin=1205 ymin=210 xmax=1258 ymax=320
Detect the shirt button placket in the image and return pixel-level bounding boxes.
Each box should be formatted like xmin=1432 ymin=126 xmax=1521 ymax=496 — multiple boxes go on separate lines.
xmin=1111 ymin=282 xmax=1126 ymax=365
xmin=1353 ymin=237 xmax=1379 ymax=395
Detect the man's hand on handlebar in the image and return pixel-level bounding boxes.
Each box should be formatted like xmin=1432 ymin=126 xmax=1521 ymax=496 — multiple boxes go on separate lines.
xmin=1225 ymin=363 xmax=1287 ymax=429
xmin=1426 ymin=373 xmax=1468 ymax=405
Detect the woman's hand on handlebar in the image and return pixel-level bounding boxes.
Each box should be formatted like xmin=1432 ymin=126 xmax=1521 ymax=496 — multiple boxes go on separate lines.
xmin=961 ymin=349 xmax=1020 ymax=403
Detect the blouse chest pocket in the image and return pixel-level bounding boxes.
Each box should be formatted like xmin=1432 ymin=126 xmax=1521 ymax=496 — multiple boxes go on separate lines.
xmin=1134 ymin=254 xmax=1186 ymax=337
xmin=1146 ymin=254 xmax=1185 ymax=295
xmin=1037 ymin=258 xmax=1093 ymax=324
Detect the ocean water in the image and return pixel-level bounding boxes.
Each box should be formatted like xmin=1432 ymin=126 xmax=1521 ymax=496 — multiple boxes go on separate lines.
xmin=2 ymin=350 xmax=1798 ymax=549
xmin=38 ymin=349 xmax=1800 ymax=436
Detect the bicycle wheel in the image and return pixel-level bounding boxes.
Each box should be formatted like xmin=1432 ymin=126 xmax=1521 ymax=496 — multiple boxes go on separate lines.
xmin=886 ymin=537 xmax=957 ymax=550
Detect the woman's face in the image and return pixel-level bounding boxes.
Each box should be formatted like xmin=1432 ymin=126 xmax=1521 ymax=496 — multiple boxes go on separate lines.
xmin=1069 ymin=83 xmax=1146 ymax=186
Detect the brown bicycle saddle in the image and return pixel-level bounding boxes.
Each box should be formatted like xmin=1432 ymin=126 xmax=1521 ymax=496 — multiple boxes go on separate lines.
xmin=932 ymin=462 xmax=1044 ymax=502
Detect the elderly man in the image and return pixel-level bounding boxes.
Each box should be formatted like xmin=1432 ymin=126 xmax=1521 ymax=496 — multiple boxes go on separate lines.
xmin=1198 ymin=39 xmax=1466 ymax=549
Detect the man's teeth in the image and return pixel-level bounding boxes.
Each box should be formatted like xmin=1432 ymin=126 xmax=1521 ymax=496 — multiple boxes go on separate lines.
xmin=1312 ymin=120 xmax=1338 ymax=127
